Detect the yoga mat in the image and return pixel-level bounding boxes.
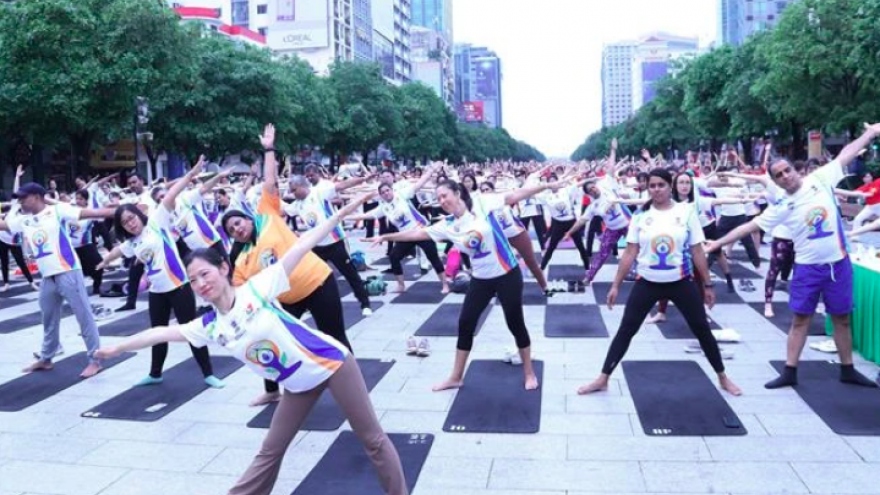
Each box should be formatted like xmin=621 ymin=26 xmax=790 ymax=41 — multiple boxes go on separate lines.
xmin=710 ymin=286 xmax=746 ymax=305
xmin=771 ymin=360 xmax=880 ymax=435
xmin=548 ymin=264 xmax=585 ymax=281
xmin=303 ymin=302 xmax=385 ymax=331
xmin=654 ymin=307 xmax=722 ymax=339
xmin=623 ymin=360 xmax=746 ymax=436
xmin=414 ymin=303 xmax=489 ymax=337
xmin=1 ymin=305 xmax=74 ymax=334
xmin=391 ymin=282 xmax=446 ymax=304
xmin=382 ymin=264 xmax=423 ymax=282
xmin=291 ymin=431 xmax=433 ymax=495
xmin=748 ymin=303 xmax=826 ymax=336
xmin=0 ymin=283 xmax=39 ymax=298
xmin=712 ymin=262 xmax=762 ymax=279
xmin=98 ymin=311 xmax=153 ymax=337
xmin=247 ymin=359 xmax=395 ymax=430
xmin=493 ymin=282 xmax=547 ymax=306
xmin=544 ymin=304 xmax=608 ymax=338
xmin=0 ymin=296 xmax=29 ymax=310
xmin=591 ymin=281 xmax=634 ymax=306
xmin=0 ymin=352 xmax=135 ymax=412
xmin=443 ymin=360 xmax=544 ymax=434
xmin=81 ymin=356 xmax=242 ymax=421
xmin=336 ymin=280 xmax=353 ymax=299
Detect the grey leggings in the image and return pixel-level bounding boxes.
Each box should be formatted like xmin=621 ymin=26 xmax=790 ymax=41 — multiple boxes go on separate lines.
xmin=229 ymin=355 xmax=407 ymax=495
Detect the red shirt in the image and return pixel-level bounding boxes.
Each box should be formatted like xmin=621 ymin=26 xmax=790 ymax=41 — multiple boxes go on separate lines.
xmin=857 ymin=179 xmax=880 ymax=205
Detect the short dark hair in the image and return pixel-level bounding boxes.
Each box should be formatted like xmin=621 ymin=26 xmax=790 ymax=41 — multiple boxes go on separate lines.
xmin=75 ymin=189 xmax=90 ymax=201
xmin=113 ymin=204 xmax=148 ymax=240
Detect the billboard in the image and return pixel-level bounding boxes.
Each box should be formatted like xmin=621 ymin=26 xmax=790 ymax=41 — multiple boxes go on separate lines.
xmin=640 ymin=60 xmax=668 ymax=105
xmin=474 ymin=58 xmax=499 ymax=100
xmin=461 ymin=101 xmax=484 ymax=123
xmin=267 ymin=0 xmax=330 ymax=50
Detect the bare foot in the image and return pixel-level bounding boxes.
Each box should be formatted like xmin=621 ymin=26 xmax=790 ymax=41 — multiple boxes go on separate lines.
xmin=577 ymin=377 xmax=609 ymax=395
xmin=524 ymin=373 xmax=539 ymax=390
xmin=719 ymin=376 xmax=742 ymax=396
xmin=645 ymin=312 xmax=666 ymax=324
xmin=79 ymin=362 xmax=102 ymax=379
xmin=22 ymin=360 xmax=53 ymax=373
xmin=441 ymin=285 xmax=450 ymax=294
xmin=391 ymin=284 xmax=406 ymax=294
xmin=249 ymin=391 xmax=281 ymax=407
xmin=763 ymin=304 xmax=774 ymax=318
xmin=432 ymin=378 xmax=464 ymax=392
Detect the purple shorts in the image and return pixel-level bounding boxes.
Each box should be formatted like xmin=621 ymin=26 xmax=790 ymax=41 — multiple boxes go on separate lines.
xmin=789 ymin=257 xmax=853 ymax=316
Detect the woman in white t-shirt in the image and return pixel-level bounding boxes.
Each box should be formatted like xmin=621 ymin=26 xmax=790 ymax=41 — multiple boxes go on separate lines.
xmin=577 ymin=169 xmax=741 ymax=397
xmin=538 ymin=176 xmax=591 ymax=272
xmin=95 ymin=193 xmax=406 ymax=495
xmin=366 ymin=180 xmax=546 ymax=392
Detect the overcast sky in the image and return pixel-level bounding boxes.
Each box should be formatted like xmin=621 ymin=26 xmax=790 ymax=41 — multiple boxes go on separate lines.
xmin=453 ymin=0 xmax=718 ymax=158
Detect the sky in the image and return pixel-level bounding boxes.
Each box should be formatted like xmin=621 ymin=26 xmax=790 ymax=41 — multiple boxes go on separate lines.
xmin=453 ymin=0 xmax=718 ymax=159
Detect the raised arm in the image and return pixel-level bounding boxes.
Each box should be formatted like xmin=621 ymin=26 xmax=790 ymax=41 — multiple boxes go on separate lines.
xmin=200 ymin=169 xmax=232 ymax=195
xmin=162 ymin=155 xmax=205 ymax=211
xmin=260 ymin=124 xmax=279 ymax=197
xmin=335 ymin=175 xmax=374 ymax=193
xmin=719 ymin=171 xmax=771 ymax=187
xmin=849 ymin=216 xmax=880 ymax=237
xmin=95 ymin=325 xmax=189 ymax=360
xmin=13 ymin=164 xmax=24 ymax=193
xmin=704 ymin=220 xmax=761 ymax=253
xmin=836 ymin=123 xmax=880 ymax=170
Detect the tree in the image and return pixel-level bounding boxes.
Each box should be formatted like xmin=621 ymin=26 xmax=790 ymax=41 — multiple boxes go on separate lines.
xmin=387 ymin=83 xmax=455 ymax=164
xmin=680 ymin=46 xmax=734 ymax=145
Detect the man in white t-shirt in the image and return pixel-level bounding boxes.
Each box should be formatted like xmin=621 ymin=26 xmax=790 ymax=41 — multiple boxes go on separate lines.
xmin=0 ymin=183 xmax=115 ymax=378
xmin=707 ymin=123 xmax=880 ymax=390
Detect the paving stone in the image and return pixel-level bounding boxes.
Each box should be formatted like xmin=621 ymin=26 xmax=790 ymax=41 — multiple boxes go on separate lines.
xmin=77 ymin=440 xmax=224 ymax=473
xmin=705 ymin=436 xmax=861 ymax=462
xmin=641 ymin=461 xmax=808 ymax=493
xmin=97 ymin=469 xmax=239 ymax=495
xmin=489 ymin=459 xmax=645 ymax=492
xmin=568 ymin=435 xmax=711 ymax=461
xmin=792 ymin=462 xmax=880 ymax=494
xmin=0 ymin=460 xmax=126 ymax=495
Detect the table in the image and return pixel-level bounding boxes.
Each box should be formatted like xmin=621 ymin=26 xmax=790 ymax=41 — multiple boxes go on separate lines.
xmin=825 ymin=258 xmax=880 ymax=365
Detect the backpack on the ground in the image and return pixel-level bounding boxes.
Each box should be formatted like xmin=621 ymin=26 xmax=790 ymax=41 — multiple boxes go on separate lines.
xmin=350 ymin=250 xmax=368 ymax=272
xmin=363 ymin=275 xmax=387 ymax=296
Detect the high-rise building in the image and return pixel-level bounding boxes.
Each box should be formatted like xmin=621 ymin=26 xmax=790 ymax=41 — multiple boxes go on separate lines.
xmin=601 ymin=42 xmax=636 ymax=127
xmin=410 ymin=0 xmax=454 ymax=106
xmin=600 ymin=33 xmax=699 ymax=126
xmin=372 ymin=0 xmax=411 ymax=84
xmin=454 ymin=44 xmax=502 ymax=128
xmin=393 ymin=0 xmax=412 ymax=82
xmin=720 ymin=0 xmax=792 ymax=46
xmin=353 ymin=0 xmax=374 ymax=62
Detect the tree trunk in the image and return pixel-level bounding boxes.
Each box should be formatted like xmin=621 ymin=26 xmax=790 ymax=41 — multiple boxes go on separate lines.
xmin=791 ymin=121 xmax=807 ymax=160
xmin=69 ymin=132 xmax=93 ymax=182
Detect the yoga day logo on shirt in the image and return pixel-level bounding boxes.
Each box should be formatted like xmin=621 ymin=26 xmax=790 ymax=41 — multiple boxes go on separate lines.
xmin=465 ymin=230 xmax=490 ymax=259
xmin=395 ymin=212 xmax=410 ymax=227
xmin=649 ymin=234 xmax=676 ymax=270
xmin=304 ymin=211 xmax=319 ymax=228
xmin=139 ymin=250 xmax=162 ymax=277
xmin=259 ymin=249 xmax=277 ymax=268
xmin=804 ymin=207 xmax=833 ymax=240
xmin=30 ymin=230 xmax=53 ymax=259
xmin=246 ymin=340 xmax=302 ymax=381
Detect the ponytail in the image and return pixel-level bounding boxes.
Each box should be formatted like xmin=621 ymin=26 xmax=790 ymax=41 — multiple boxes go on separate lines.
xmin=437 ymin=179 xmax=473 ymax=211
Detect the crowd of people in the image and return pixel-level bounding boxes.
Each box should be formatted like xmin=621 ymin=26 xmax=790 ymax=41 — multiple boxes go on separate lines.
xmin=2 ymin=122 xmax=880 ymax=494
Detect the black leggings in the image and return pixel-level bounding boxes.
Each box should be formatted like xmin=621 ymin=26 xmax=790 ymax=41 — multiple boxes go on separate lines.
xmin=75 ymin=244 xmax=104 ymax=294
xmin=363 ymin=202 xmax=379 ymax=238
xmin=265 ymin=274 xmax=351 ymax=393
xmin=0 ymin=241 xmax=34 ymax=284
xmin=714 ymin=214 xmax=761 ymax=268
xmin=457 ymin=267 xmax=531 ymax=352
xmin=520 ymin=215 xmax=548 ymax=249
xmin=124 ymin=259 xmax=146 ymax=307
xmin=390 ymin=240 xmax=443 ymax=275
xmin=148 ymin=283 xmax=213 ymax=378
xmin=602 ymin=278 xmax=724 ymax=375
xmin=312 ymin=240 xmax=371 ymax=309
xmin=541 ymin=218 xmax=589 ymax=270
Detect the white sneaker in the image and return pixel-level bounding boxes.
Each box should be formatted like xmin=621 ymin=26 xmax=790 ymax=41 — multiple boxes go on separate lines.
xmin=362 ymin=307 xmax=373 ymax=317
xmin=503 ymin=347 xmax=523 ymax=365
xmin=416 ymin=338 xmax=431 ymax=357
xmin=406 ymin=336 xmax=418 ymax=355
xmin=711 ymin=328 xmax=742 ymax=343
xmin=809 ymin=339 xmax=837 ymax=353
xmin=0 ymin=283 xmax=8 ymax=292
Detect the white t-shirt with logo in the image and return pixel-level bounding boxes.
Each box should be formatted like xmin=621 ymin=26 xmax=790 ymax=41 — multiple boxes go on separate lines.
xmin=283 ymin=181 xmax=344 ymax=247
xmin=540 ymin=187 xmax=577 ymax=222
xmin=179 ymin=264 xmax=349 ymax=393
xmin=119 ymin=205 xmax=188 ymax=293
xmin=368 ymin=186 xmax=429 ymax=232
xmin=0 ymin=204 xmax=24 ymax=246
xmin=755 ymin=161 xmax=847 ymax=264
xmin=175 ymin=189 xmax=223 ymax=250
xmin=7 ymin=203 xmax=82 ymax=277
xmin=68 ymin=218 xmax=95 ymax=248
xmin=425 ymin=211 xmax=518 ymax=280
xmin=693 ymin=195 xmax=718 ymax=228
xmin=472 ymin=192 xmax=524 ymax=238
xmin=714 ymin=184 xmax=747 ymax=217
xmin=626 ymin=202 xmax=706 ymax=283
xmin=763 ymin=183 xmax=793 ymax=240
xmin=582 ymin=194 xmax=631 ymax=231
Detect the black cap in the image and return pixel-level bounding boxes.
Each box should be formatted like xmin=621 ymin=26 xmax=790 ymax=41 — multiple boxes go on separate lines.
xmin=12 ymin=182 xmax=47 ymax=199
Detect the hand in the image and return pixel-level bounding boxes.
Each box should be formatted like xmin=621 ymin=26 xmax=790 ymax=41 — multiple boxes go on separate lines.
xmin=703 ymin=286 xmax=716 ymax=309
xmin=94 ymin=346 xmax=122 ymax=360
xmin=704 ymin=240 xmax=721 ymax=254
xmin=641 ymin=149 xmax=650 ymax=160
xmin=864 ymin=122 xmax=880 ymax=136
xmin=15 ymin=164 xmax=24 ymax=178
xmin=362 ymin=236 xmax=385 ymax=248
xmin=339 ymin=192 xmax=375 ymax=217
xmin=96 ymin=261 xmax=107 ymax=271
xmin=562 ymin=232 xmax=572 ymax=241
xmin=611 ymin=137 xmax=618 ymax=150
xmin=260 ymin=124 xmax=276 ymax=149
xmin=191 ymin=155 xmax=206 ymax=175
xmin=606 ymin=285 xmax=618 ymax=310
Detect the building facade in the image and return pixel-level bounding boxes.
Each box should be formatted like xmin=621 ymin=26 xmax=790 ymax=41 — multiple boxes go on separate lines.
xmin=601 ymin=42 xmax=636 ymax=127
xmin=453 ymin=44 xmax=502 ymax=128
xmin=720 ymin=0 xmax=792 ymax=46
xmin=392 ymin=0 xmax=412 ymax=82
xmin=410 ymin=0 xmax=454 ymax=106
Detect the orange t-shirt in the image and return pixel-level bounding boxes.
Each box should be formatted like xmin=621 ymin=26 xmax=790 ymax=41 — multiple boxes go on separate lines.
xmin=232 ymin=188 xmax=332 ymax=304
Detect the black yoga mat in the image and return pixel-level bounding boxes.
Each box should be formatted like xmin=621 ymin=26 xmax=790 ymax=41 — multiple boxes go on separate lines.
xmin=0 ymin=296 xmax=29 ymax=310
xmin=443 ymin=360 xmax=543 ymax=434
xmin=81 ymin=356 xmax=242 ymax=421
xmin=382 ymin=263 xmax=423 ymax=282
xmin=391 ymin=281 xmax=446 ymax=304
xmin=414 ymin=303 xmax=489 ymax=337
xmin=292 ymin=431 xmax=434 ymax=495
xmin=0 ymin=352 xmax=135 ymax=412
xmin=544 ymin=304 xmax=608 ymax=338
xmin=493 ymin=282 xmax=547 ymax=306
xmin=748 ymin=303 xmax=827 ymax=336
xmin=247 ymin=358 xmax=395 ymax=430
xmin=654 ymin=307 xmax=722 ymax=339
xmin=710 ymin=286 xmax=746 ymax=304
xmin=2 ymin=305 xmax=74 ymax=334
xmin=711 ymin=262 xmax=762 ymax=280
xmin=623 ymin=360 xmax=746 ymax=436
xmin=591 ymin=281 xmax=634 ymax=306
xmin=98 ymin=311 xmax=154 ymax=337
xmin=771 ymin=360 xmax=880 ymax=435
xmin=303 ymin=302 xmax=385 ymax=331
xmin=548 ymin=264 xmax=585 ymax=281
xmin=0 ymin=283 xmax=40 ymax=298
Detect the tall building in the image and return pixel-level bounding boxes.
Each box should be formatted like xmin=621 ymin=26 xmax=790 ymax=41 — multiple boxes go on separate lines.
xmin=601 ymin=42 xmax=636 ymax=127
xmin=393 ymin=0 xmax=412 ymax=82
xmin=410 ymin=0 xmax=454 ymax=106
xmin=600 ymin=33 xmax=699 ymax=126
xmin=720 ymin=0 xmax=792 ymax=46
xmin=353 ymin=0 xmax=374 ymax=62
xmin=372 ymin=0 xmax=411 ymax=84
xmin=454 ymin=44 xmax=502 ymax=128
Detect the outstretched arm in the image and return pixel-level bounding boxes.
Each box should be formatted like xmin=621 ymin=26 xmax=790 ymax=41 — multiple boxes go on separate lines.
xmin=162 ymin=155 xmax=205 ymax=211
xmin=260 ymin=124 xmax=279 ymax=197
xmin=849 ymin=217 xmax=880 ymax=237
xmin=836 ymin=123 xmax=880 ymax=170
xmin=95 ymin=325 xmax=189 ymax=359
xmin=705 ymin=220 xmax=761 ymax=253
xmin=200 ymin=169 xmax=232 ymax=195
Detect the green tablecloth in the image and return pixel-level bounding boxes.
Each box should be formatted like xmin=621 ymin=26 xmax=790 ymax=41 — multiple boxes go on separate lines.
xmin=825 ymin=261 xmax=880 ymax=365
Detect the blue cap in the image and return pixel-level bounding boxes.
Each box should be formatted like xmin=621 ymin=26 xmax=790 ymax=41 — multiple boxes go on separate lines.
xmin=12 ymin=182 xmax=47 ymax=199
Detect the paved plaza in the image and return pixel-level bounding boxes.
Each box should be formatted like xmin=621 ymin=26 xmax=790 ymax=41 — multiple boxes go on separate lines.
xmin=1 ymin=234 xmax=880 ymax=495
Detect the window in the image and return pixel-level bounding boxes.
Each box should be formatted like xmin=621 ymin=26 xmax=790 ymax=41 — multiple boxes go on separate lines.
xmin=258 ymin=27 xmax=267 ymax=36
xmin=257 ymin=4 xmax=267 ymax=14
